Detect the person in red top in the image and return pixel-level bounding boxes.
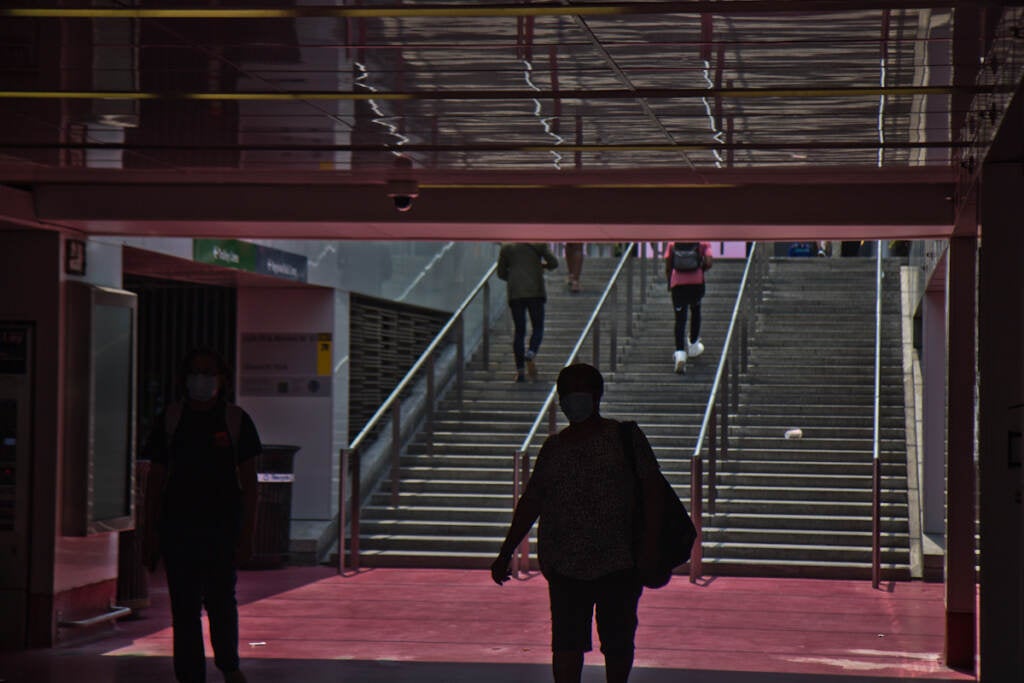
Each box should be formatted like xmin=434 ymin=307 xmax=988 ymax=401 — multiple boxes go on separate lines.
xmin=664 ymin=242 xmax=714 ymax=374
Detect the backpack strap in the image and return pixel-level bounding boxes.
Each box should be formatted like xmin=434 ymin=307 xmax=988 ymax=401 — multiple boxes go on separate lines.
xmin=164 ymin=400 xmax=245 ymax=489
xmin=225 ymin=404 xmax=244 ymax=488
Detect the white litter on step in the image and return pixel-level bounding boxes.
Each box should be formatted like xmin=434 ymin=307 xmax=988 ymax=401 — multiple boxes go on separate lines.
xmin=784 ymin=428 xmax=803 ymax=439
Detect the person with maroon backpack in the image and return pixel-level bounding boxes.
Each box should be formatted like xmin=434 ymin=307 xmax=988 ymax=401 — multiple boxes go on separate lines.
xmin=664 ymin=242 xmax=714 ymax=374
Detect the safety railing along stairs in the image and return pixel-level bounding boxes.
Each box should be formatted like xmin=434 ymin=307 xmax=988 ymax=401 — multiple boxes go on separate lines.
xmin=339 ymin=245 xmax=658 ymax=569
xmin=698 ymin=248 xmax=911 ymax=579
xmin=509 ymin=245 xmax=751 ymax=574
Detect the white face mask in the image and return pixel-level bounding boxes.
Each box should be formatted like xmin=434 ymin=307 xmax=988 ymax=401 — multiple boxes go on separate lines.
xmin=186 ymin=373 xmax=219 ymax=402
xmin=559 ymin=392 xmax=595 ymax=424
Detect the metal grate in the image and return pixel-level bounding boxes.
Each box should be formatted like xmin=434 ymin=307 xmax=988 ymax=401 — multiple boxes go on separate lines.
xmin=348 ymin=293 xmax=447 ymax=443
xmin=123 ymin=275 xmax=237 ymax=453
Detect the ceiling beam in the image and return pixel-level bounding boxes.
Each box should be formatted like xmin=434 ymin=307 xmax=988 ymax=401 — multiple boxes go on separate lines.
xmin=33 ymin=181 xmax=953 ymax=235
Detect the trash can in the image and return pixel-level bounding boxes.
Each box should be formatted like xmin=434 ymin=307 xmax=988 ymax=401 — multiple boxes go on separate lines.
xmin=243 ymin=444 xmax=301 ymax=569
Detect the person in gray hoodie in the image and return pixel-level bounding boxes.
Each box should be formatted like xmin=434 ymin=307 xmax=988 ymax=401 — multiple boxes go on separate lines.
xmin=497 ymin=242 xmax=559 ymax=382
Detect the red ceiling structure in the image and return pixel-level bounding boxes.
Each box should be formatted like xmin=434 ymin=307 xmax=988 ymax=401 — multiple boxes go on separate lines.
xmin=0 ymin=1 xmax=1021 ymax=241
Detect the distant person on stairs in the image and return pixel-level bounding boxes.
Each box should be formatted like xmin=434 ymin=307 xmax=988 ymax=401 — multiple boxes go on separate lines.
xmin=564 ymin=242 xmax=585 ymax=293
xmin=491 ymin=363 xmax=663 ymax=683
xmin=664 ymin=242 xmax=713 ymax=374
xmin=498 ymin=242 xmax=559 ymax=382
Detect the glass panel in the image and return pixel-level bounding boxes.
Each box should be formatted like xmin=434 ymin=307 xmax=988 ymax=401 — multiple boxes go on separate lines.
xmin=91 ymin=304 xmax=133 ymax=523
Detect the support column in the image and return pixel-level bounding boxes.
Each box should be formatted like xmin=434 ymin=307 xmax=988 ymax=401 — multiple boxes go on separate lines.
xmin=977 ymin=162 xmax=1024 ymax=680
xmin=945 ymin=234 xmax=977 ymax=670
xmin=922 ymin=288 xmax=946 ymax=537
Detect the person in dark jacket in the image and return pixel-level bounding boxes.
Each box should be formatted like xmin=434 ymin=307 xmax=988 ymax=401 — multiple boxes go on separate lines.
xmin=497 ymin=243 xmax=559 ymax=382
xmin=142 ymin=348 xmax=260 ymax=683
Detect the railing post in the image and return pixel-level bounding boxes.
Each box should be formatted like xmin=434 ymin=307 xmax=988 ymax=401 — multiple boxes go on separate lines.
xmin=689 ymin=454 xmax=703 ymax=583
xmin=708 ymin=406 xmax=717 ymax=516
xmin=610 ymin=284 xmax=619 ymax=373
xmin=512 ymin=450 xmax=522 ymax=575
xmin=741 ymin=316 xmax=749 ymax=374
xmin=548 ymin=399 xmax=558 ymax=436
xmin=456 ymin=316 xmax=465 ymax=409
xmin=339 ymin=448 xmax=348 ymax=574
xmin=872 ymin=456 xmax=881 ymax=589
xmin=626 ymin=245 xmax=634 ymax=337
xmin=731 ymin=345 xmax=740 ymax=414
xmin=350 ymin=449 xmax=361 ymax=571
xmin=426 ymin=353 xmax=435 ymax=456
xmin=483 ymin=281 xmax=491 ymax=371
xmin=391 ymin=401 xmax=401 ymax=507
xmin=592 ymin=315 xmax=601 ymax=369
xmin=721 ymin=360 xmax=730 ymax=461
xmin=517 ymin=450 xmax=531 ymax=572
xmin=640 ymin=242 xmax=647 ymax=305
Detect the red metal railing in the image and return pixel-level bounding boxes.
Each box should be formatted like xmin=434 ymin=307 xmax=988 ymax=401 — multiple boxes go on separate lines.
xmin=689 ymin=244 xmax=767 ymax=582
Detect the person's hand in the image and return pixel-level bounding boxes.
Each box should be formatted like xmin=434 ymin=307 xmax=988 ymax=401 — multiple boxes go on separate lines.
xmin=491 ymin=553 xmax=513 ymax=585
xmin=142 ymin=530 xmax=160 ymax=572
xmin=234 ymin=535 xmax=254 ymax=566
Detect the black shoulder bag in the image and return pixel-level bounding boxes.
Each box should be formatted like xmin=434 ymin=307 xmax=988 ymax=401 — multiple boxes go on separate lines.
xmin=619 ymin=421 xmax=698 ymax=588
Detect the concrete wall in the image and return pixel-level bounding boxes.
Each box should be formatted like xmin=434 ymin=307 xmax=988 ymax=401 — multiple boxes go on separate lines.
xmin=236 ymin=286 xmax=336 ymax=521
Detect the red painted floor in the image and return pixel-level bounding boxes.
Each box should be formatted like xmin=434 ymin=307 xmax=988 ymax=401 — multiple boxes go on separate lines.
xmin=1 ymin=568 xmax=976 ymax=682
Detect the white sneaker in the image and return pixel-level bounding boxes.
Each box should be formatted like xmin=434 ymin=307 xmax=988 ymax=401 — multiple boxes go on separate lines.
xmin=673 ymin=350 xmax=687 ymax=374
xmin=687 ymin=339 xmax=705 ymax=358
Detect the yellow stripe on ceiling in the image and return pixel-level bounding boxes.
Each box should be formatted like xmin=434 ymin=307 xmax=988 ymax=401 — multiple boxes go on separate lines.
xmin=0 ymin=6 xmax=627 ymax=19
xmin=423 ymin=183 xmax=737 ymax=189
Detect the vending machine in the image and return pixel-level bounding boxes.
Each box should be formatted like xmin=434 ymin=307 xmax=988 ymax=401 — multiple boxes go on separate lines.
xmin=0 ymin=323 xmax=32 ymax=648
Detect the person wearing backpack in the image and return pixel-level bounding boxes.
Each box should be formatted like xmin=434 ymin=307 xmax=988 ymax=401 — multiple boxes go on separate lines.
xmin=497 ymin=242 xmax=559 ymax=382
xmin=664 ymin=242 xmax=714 ymax=374
xmin=142 ymin=348 xmax=261 ymax=683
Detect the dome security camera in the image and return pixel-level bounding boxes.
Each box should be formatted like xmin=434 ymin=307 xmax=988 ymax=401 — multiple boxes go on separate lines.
xmin=386 ymin=178 xmax=419 ymax=213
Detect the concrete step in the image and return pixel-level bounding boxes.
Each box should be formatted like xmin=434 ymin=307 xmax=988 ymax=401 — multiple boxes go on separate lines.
xmin=703 ymin=526 xmax=909 ymax=548
xmin=705 ymin=512 xmax=908 ymax=533
xmin=703 ymin=542 xmax=908 ymax=565
xmin=712 ymin=498 xmax=908 ymax=517
xmin=708 ymin=485 xmax=906 ymax=504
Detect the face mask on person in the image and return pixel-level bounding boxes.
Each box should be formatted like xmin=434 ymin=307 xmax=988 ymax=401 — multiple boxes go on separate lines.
xmin=559 ymin=392 xmax=595 ymax=423
xmin=186 ymin=373 xmax=219 ymax=402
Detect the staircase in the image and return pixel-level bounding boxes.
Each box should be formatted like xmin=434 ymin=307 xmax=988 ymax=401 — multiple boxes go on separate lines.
xmin=346 ymin=252 xmax=912 ymax=580
xmin=701 ymin=257 xmax=911 ymax=579
xmin=599 ymin=260 xmax=746 ymax=504
xmin=352 ymin=255 xmax=649 ymax=567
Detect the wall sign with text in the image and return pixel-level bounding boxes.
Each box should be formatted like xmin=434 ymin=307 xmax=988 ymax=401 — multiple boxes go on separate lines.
xmin=239 ymin=332 xmax=331 ymax=398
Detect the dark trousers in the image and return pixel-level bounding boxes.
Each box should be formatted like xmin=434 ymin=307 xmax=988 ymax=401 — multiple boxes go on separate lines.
xmin=671 ymin=284 xmax=705 ymax=351
xmin=509 ymin=297 xmax=545 ymax=370
xmin=162 ymin=533 xmax=240 ymax=683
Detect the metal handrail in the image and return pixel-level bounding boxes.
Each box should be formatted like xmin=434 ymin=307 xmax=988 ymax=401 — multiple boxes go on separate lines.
xmin=340 ymin=261 xmax=498 ymax=572
xmin=511 ymin=242 xmax=640 ymax=573
xmin=517 ymin=243 xmax=637 ymax=454
xmin=871 ymin=240 xmax=883 ymax=588
xmin=688 ymin=243 xmax=767 ymax=581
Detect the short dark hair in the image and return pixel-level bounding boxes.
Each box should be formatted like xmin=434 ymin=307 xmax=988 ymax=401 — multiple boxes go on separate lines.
xmin=177 ymin=347 xmax=231 ymax=400
xmin=557 ymin=363 xmax=604 ymax=396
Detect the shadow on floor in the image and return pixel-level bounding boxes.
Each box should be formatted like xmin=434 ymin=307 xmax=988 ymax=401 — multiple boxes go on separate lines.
xmin=0 ymin=655 xmax=975 ymax=683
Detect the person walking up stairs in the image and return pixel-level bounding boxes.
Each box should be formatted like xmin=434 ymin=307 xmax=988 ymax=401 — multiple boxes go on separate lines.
xmin=664 ymin=242 xmax=713 ymax=374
